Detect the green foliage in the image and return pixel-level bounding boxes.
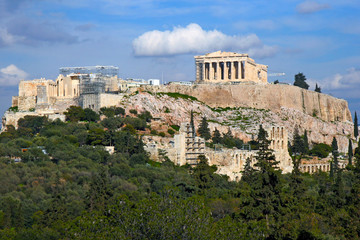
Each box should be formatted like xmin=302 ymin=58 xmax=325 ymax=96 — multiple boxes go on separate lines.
xmin=310 ymin=143 xmax=332 ymax=158
xmin=170 ymin=125 xmax=180 ymax=131
xmin=83 ymin=108 xmax=99 ymax=122
xmin=64 ymin=106 xmax=85 ymax=122
xmin=212 ymin=128 xmax=222 ymax=144
xmin=198 ymin=116 xmax=211 ymax=140
xmin=315 ymin=83 xmax=322 ymax=93
xmin=18 ymin=116 xmax=48 ymax=135
xmin=157 ymin=92 xmax=198 ymax=101
xmin=348 ymin=139 xmax=353 ymax=166
xmin=8 ymin=106 xmax=18 ymax=112
xmin=158 ymin=132 xmax=165 ymax=137
xmin=138 ymin=110 xmax=152 ymax=122
xmin=293 ymin=72 xmax=309 ymax=89
xmin=0 ymin=117 xmax=360 ymax=239
xmin=129 ymin=109 xmax=138 ymax=115
xmin=167 ymin=129 xmax=175 ymax=135
xmin=354 ymin=111 xmax=358 ymax=139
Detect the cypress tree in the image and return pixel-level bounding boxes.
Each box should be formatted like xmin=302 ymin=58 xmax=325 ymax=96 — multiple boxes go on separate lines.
xmin=212 ymin=128 xmax=222 ymax=144
xmin=348 ymin=139 xmax=353 ymax=166
xmin=198 ymin=116 xmax=211 ymax=140
xmin=292 ymin=127 xmax=305 ymax=154
xmin=354 ymin=112 xmax=358 ymax=139
xmin=314 ymin=83 xmax=321 ymax=93
xmin=332 ymin=137 xmax=339 ymax=174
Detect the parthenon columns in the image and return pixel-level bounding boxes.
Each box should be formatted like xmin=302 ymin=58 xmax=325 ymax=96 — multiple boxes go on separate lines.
xmin=197 ymin=61 xmax=244 ymax=81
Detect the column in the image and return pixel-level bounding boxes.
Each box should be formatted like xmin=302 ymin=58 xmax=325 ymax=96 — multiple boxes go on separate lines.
xmin=224 ymin=61 xmax=228 ymax=81
xmin=215 ymin=61 xmax=219 ymax=80
xmin=202 ymin=62 xmax=205 ymax=81
xmin=195 ymin=62 xmax=200 ymax=81
xmin=209 ymin=62 xmax=214 ymax=81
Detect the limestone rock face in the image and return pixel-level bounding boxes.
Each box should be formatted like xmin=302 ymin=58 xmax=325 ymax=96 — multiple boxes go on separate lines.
xmin=119 ymin=90 xmax=355 ymax=153
xmin=144 ymin=83 xmax=352 ymax=123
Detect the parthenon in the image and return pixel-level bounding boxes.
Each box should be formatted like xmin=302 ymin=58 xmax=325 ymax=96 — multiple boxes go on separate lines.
xmin=194 ymin=51 xmax=268 ymax=83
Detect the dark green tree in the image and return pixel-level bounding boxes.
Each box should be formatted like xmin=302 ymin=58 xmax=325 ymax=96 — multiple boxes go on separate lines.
xmin=18 ymin=116 xmax=48 ymax=135
xmin=292 ymin=127 xmax=305 ymax=155
xmin=332 ymin=137 xmax=339 ymax=175
xmin=348 ymin=139 xmax=353 ymax=166
xmin=314 ymin=83 xmax=321 ymax=93
xmin=293 ymin=72 xmax=309 ymax=89
xmin=84 ymin=108 xmax=100 ymax=122
xmin=86 ymin=168 xmax=113 ymax=212
xmin=100 ymin=107 xmax=115 ymax=118
xmin=250 ymin=125 xmax=281 ymax=232
xmin=212 ymin=128 xmax=222 ymax=144
xmin=354 ymin=111 xmax=358 ymax=139
xmin=64 ymin=106 xmax=85 ymax=122
xmin=198 ymin=116 xmax=211 ymax=140
xmin=192 ymin=155 xmax=217 ymax=190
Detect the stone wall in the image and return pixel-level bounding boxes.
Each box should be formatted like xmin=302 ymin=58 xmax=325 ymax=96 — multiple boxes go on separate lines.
xmin=143 ymin=83 xmax=352 ymax=123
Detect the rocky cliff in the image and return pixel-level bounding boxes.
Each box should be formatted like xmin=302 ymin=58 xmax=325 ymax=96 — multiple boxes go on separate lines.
xmin=143 ymin=83 xmax=352 ymax=123
xmin=120 ymin=89 xmax=355 ymax=153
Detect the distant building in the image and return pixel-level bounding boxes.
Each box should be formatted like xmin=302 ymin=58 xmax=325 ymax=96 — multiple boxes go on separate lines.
xmin=194 ymin=51 xmax=268 ymax=84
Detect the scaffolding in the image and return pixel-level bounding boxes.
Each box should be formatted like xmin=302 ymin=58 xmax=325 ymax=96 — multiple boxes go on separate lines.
xmin=79 ymin=74 xmax=105 ymax=111
xmin=59 ymin=65 xmax=119 ymax=77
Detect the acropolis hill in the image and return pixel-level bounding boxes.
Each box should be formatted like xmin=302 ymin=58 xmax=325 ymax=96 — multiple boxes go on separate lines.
xmin=1 ymin=51 xmax=355 ymax=154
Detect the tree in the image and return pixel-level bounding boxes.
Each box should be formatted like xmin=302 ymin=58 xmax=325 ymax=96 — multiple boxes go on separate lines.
xmin=348 ymin=139 xmax=353 ymax=166
xmin=198 ymin=116 xmax=211 ymax=140
xmin=100 ymin=107 xmax=115 ymax=118
xmin=293 ymin=73 xmax=309 ymax=89
xmin=212 ymin=128 xmax=222 ymax=144
xmin=314 ymin=83 xmax=321 ymax=93
xmin=332 ymin=137 xmax=339 ymax=175
xmin=192 ymin=155 xmax=217 ymax=190
xmin=84 ymin=108 xmax=100 ymax=122
xmin=273 ymin=80 xmax=279 ymax=84
xmin=65 ymin=106 xmax=85 ymax=122
xmin=354 ymin=112 xmax=358 ymax=139
xmin=18 ymin=116 xmax=48 ymax=135
xmin=250 ymin=125 xmax=282 ymax=232
xmin=292 ymin=127 xmax=305 ymax=155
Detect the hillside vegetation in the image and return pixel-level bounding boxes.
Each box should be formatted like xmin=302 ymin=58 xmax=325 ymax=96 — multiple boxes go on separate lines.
xmin=0 ymin=108 xmax=360 ymax=239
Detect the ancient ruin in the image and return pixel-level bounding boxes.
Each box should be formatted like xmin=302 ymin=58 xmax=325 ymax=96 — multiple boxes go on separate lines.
xmin=194 ymin=51 xmax=268 ymax=83
xmin=145 ymin=122 xmax=292 ymax=181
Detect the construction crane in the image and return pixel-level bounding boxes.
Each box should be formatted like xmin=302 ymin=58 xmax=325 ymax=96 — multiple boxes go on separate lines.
xmin=268 ymin=72 xmax=286 ymax=77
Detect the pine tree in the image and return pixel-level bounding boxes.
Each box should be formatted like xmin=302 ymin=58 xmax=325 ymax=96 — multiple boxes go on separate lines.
xmin=190 ymin=110 xmax=195 ymax=137
xmin=293 ymin=73 xmax=309 ymax=90
xmin=255 ymin=125 xmax=279 ymax=172
xmin=198 ymin=116 xmax=211 ymax=140
xmin=212 ymin=128 xmax=222 ymax=144
xmin=354 ymin=111 xmax=358 ymax=139
xmin=348 ymin=139 xmax=353 ymax=166
xmin=314 ymin=83 xmax=321 ymax=93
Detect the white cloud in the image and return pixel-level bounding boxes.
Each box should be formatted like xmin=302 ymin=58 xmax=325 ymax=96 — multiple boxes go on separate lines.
xmin=296 ymin=1 xmax=330 ymax=14
xmin=322 ymin=68 xmax=360 ymax=90
xmin=132 ymin=23 xmax=277 ymax=58
xmin=0 ymin=64 xmax=28 ymax=86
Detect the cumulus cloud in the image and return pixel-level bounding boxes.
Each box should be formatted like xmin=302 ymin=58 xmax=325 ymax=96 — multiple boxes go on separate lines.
xmin=0 ymin=64 xmax=28 ymax=86
xmin=323 ymin=68 xmax=360 ymax=90
xmin=132 ymin=23 xmax=277 ymax=58
xmin=296 ymin=1 xmax=330 ymax=14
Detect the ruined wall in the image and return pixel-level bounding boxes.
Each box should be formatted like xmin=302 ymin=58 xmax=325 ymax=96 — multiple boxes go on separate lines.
xmin=143 ymin=83 xmax=351 ymax=123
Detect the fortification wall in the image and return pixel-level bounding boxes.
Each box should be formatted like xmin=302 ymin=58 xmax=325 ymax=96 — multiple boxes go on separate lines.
xmin=143 ymin=83 xmax=352 ymax=123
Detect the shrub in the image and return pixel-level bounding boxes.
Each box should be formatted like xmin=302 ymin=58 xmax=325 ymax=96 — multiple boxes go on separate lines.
xmin=130 ymin=109 xmax=138 ymax=115
xmin=150 ymin=129 xmax=157 ymax=135
xmin=310 ymin=143 xmax=332 ymax=158
xmin=159 ymin=132 xmax=165 ymax=137
xmin=167 ymin=129 xmax=175 ymax=135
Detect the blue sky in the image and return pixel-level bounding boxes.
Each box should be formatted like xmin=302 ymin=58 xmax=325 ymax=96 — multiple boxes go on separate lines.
xmin=0 ymin=0 xmax=359 ymax=118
